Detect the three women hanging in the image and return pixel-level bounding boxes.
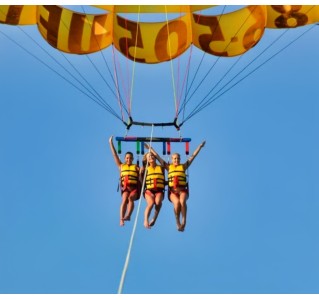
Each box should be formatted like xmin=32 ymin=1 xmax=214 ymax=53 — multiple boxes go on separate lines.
xmin=110 ymin=136 xmax=206 ymax=231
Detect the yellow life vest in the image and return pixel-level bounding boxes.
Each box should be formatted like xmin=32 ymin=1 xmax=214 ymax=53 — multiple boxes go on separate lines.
xmin=145 ymin=165 xmax=165 ymax=190
xmin=168 ymin=164 xmax=187 ymax=188
xmin=120 ymin=164 xmax=138 ymax=188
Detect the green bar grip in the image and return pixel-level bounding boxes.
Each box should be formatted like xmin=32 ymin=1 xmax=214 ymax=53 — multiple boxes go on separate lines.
xmin=136 ymin=141 xmax=140 ymax=155
xmin=117 ymin=141 xmax=122 ymax=154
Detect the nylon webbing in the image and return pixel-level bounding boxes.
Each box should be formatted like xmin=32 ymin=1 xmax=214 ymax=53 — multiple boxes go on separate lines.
xmin=129 ymin=5 xmax=141 ymax=115
xmin=165 ymin=6 xmax=178 ymax=116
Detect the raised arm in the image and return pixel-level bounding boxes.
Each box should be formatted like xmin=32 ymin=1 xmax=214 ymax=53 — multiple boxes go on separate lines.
xmin=144 ymin=143 xmax=168 ymax=169
xmin=109 ymin=136 xmax=121 ymax=167
xmin=183 ymin=140 xmax=206 ymax=170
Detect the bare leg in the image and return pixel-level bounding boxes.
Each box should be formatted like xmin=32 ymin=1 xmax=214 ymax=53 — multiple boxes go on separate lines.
xmin=123 ymin=203 xmax=132 ymax=220
xmin=179 ymin=192 xmax=189 ymax=231
xmin=144 ymin=192 xmax=155 ymax=229
xmin=149 ymin=193 xmax=163 ymax=227
xmin=124 ymin=191 xmax=138 ymax=220
xmin=120 ymin=192 xmax=129 ymax=226
xmin=169 ymin=193 xmax=182 ymax=231
xmin=148 ymin=204 xmax=160 ymax=227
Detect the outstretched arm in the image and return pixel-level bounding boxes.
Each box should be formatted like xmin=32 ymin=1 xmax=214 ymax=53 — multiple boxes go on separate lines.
xmin=184 ymin=140 xmax=206 ymax=170
xmin=109 ymin=136 xmax=121 ymax=167
xmin=144 ymin=143 xmax=168 ymax=169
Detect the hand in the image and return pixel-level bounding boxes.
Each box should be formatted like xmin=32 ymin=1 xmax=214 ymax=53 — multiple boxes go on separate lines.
xmin=109 ymin=136 xmax=113 ymax=143
xmin=144 ymin=143 xmax=150 ymax=149
xmin=201 ymin=141 xmax=206 ymax=148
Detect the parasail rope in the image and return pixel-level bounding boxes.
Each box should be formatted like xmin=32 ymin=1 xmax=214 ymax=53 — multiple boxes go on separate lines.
xmin=0 ymin=6 xmax=126 ymax=121
xmin=180 ymin=5 xmax=318 ymax=124
xmin=179 ymin=5 xmax=254 ymax=116
xmin=0 ymin=27 xmax=123 ymax=121
xmin=79 ymin=6 xmax=130 ymax=119
xmin=165 ymin=6 xmax=178 ymax=116
xmin=179 ymin=42 xmax=194 ymax=125
xmin=79 ymin=6 xmax=128 ymax=112
xmin=111 ymin=44 xmax=125 ymax=121
xmin=129 ymin=5 xmax=141 ymax=116
xmin=183 ymin=22 xmax=318 ymax=123
xmin=118 ymin=124 xmax=155 ymax=294
xmin=82 ymin=0 xmax=126 ymax=123
xmin=179 ymin=5 xmax=226 ymax=115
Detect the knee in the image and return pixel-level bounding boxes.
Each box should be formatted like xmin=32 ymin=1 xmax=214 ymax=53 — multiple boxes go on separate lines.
xmin=180 ymin=197 xmax=187 ymax=204
xmin=121 ymin=197 xmax=128 ymax=204
xmin=129 ymin=194 xmax=138 ymax=202
xmin=174 ymin=202 xmax=181 ymax=210
xmin=155 ymin=197 xmax=163 ymax=206
xmin=180 ymin=194 xmax=188 ymax=204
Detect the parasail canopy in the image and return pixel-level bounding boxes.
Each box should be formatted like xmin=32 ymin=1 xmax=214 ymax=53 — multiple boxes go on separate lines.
xmin=1 ymin=5 xmax=318 ymax=62
xmin=1 ymin=5 xmax=318 ymax=129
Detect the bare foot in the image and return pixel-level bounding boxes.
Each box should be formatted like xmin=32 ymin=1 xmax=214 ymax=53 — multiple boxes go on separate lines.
xmin=120 ymin=219 xmax=125 ymax=226
xmin=123 ymin=216 xmax=130 ymax=221
xmin=144 ymin=220 xmax=151 ymax=229
xmin=149 ymin=218 xmax=156 ymax=227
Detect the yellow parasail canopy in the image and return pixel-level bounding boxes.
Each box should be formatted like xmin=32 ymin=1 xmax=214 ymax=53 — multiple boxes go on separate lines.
xmin=1 ymin=5 xmax=318 ymax=63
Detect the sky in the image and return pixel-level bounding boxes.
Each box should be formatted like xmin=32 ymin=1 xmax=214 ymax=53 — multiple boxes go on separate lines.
xmin=0 ymin=4 xmax=318 ymax=297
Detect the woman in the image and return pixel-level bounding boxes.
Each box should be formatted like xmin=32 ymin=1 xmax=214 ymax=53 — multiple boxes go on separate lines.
xmin=140 ymin=152 xmax=165 ymax=229
xmin=109 ymin=136 xmax=140 ymax=226
xmin=145 ymin=140 xmax=205 ymax=232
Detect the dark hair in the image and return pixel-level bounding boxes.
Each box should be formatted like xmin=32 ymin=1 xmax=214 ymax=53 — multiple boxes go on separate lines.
xmin=125 ymin=151 xmax=134 ymax=157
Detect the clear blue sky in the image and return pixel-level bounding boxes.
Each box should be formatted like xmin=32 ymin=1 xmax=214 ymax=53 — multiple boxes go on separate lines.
xmin=0 ymin=4 xmax=318 ymax=296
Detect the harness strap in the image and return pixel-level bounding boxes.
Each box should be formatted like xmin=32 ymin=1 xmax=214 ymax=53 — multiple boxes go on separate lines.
xmin=123 ymin=175 xmax=129 ymax=190
xmin=173 ymin=176 xmax=179 ymax=189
